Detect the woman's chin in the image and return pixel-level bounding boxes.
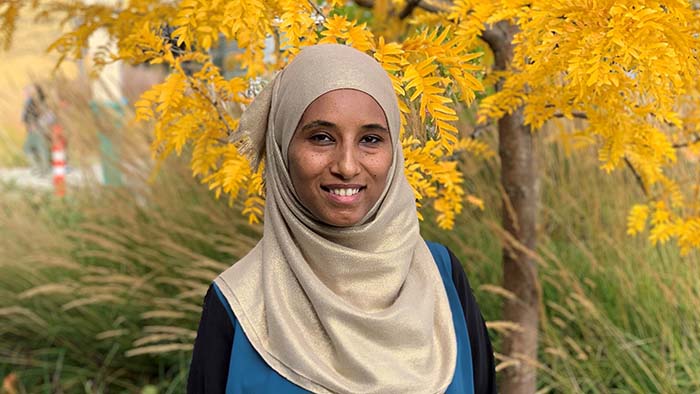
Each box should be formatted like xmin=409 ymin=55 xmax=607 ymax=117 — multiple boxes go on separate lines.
xmin=320 ymin=213 xmax=364 ymax=227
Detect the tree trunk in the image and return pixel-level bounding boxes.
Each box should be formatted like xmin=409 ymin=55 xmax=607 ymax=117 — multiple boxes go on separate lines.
xmin=483 ymin=22 xmax=540 ymax=394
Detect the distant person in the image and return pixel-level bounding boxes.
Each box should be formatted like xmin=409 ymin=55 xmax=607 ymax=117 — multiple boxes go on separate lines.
xmin=21 ymin=84 xmax=51 ymax=175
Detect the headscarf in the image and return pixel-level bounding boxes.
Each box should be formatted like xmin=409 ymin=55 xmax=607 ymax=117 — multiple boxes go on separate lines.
xmin=215 ymin=44 xmax=456 ymax=394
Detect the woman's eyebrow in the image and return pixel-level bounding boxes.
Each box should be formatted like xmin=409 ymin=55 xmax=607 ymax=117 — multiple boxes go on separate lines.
xmin=301 ymin=120 xmax=335 ymax=131
xmin=362 ymin=124 xmax=389 ymax=133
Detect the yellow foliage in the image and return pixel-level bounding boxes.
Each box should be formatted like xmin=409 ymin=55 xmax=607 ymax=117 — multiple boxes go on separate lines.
xmin=319 ymin=16 xmax=375 ymax=52
xmin=242 ymin=167 xmax=265 ymax=224
xmin=402 ymin=137 xmax=467 ymax=229
xmin=454 ymin=137 xmax=495 ymax=159
xmin=11 ymin=0 xmax=485 ymax=229
xmin=626 ymin=204 xmax=649 ymax=236
xmin=676 ymin=217 xmax=700 ymax=256
xmin=471 ymin=0 xmax=700 ymax=252
xmin=374 ymin=37 xmax=406 ymax=95
xmin=276 ymin=0 xmax=318 ymax=55
xmin=5 ymin=0 xmax=699 ymax=252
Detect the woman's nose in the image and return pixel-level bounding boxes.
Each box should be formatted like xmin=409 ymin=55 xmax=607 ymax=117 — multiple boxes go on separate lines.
xmin=331 ymin=145 xmax=361 ymax=179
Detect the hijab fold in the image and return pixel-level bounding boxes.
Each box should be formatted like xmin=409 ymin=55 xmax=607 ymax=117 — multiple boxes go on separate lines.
xmin=215 ymin=44 xmax=456 ymax=394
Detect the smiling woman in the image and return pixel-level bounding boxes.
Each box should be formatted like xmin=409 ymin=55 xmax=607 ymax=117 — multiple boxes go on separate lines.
xmin=187 ymin=44 xmax=496 ymax=394
xmin=288 ymin=89 xmax=392 ymax=227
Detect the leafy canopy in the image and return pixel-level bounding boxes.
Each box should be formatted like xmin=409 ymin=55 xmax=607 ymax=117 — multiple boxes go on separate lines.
xmin=2 ymin=0 xmax=699 ymax=251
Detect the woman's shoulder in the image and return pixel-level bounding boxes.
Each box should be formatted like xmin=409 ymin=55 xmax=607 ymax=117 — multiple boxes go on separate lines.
xmin=424 ymin=240 xmax=460 ymax=278
xmin=187 ymin=283 xmax=237 ymax=392
xmin=423 ymin=241 xmax=479 ymax=311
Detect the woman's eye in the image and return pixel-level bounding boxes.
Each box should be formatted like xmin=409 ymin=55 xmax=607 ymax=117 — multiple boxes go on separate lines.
xmin=361 ymin=135 xmax=383 ymax=144
xmin=309 ymin=133 xmax=333 ymax=143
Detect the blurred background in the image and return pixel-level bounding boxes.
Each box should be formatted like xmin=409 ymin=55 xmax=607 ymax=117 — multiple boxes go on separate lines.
xmin=1 ymin=10 xmax=700 ymax=394
xmin=0 ymin=12 xmax=77 ymax=170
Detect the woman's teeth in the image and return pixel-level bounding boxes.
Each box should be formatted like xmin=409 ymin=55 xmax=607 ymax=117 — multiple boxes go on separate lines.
xmin=329 ymin=188 xmax=360 ymax=196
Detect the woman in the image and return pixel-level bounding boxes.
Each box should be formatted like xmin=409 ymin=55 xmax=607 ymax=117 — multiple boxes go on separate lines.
xmin=187 ymin=44 xmax=496 ymax=394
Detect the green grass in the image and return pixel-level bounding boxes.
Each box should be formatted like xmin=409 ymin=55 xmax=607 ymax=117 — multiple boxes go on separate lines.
xmin=422 ymin=132 xmax=700 ymax=394
xmin=1 ymin=120 xmax=699 ymax=393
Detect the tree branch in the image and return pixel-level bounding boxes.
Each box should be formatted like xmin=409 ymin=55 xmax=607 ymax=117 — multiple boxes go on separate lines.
xmin=354 ymin=0 xmax=445 ymax=15
xmin=470 ymin=123 xmax=492 ymax=139
xmin=480 ymin=25 xmax=511 ymax=70
xmin=552 ymin=112 xmax=588 ymax=120
xmin=187 ymin=78 xmax=236 ymax=142
xmin=307 ymin=0 xmax=326 ymax=22
xmin=624 ymin=157 xmax=648 ymax=196
xmin=399 ymin=0 xmax=422 ymax=19
xmin=672 ymin=133 xmax=700 ymax=149
xmin=480 ymin=28 xmax=502 ymax=57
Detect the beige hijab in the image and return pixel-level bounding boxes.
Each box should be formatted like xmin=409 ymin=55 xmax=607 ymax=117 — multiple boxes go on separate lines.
xmin=215 ymin=44 xmax=456 ymax=394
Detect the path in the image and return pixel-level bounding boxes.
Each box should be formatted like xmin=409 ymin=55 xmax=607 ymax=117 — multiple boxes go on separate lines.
xmin=0 ymin=165 xmax=103 ymax=190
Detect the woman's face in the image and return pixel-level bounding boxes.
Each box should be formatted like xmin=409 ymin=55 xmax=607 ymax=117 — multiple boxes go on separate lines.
xmin=288 ymin=89 xmax=393 ymax=227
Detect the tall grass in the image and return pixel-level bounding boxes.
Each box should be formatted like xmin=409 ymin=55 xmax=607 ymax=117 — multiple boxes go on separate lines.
xmin=0 ymin=111 xmax=261 ymax=392
xmin=1 ymin=109 xmax=698 ymax=393
xmin=0 ymin=176 xmax=261 ymax=392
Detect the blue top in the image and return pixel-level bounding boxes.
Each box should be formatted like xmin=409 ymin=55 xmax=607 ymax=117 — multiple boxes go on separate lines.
xmin=211 ymin=241 xmax=475 ymax=394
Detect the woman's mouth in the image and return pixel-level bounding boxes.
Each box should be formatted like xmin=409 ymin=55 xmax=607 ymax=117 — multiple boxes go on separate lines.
xmin=328 ymin=187 xmax=360 ymax=196
xmin=321 ymin=185 xmax=365 ymax=202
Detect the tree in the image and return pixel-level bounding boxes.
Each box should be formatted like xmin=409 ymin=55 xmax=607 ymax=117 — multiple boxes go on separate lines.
xmin=3 ymin=0 xmax=699 ymax=392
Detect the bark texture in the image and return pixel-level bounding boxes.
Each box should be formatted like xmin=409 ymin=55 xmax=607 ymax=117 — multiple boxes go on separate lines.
xmin=482 ymin=21 xmax=540 ymax=394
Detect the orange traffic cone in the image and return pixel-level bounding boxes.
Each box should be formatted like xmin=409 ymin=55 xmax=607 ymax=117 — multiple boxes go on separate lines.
xmin=2 ymin=372 xmax=18 ymax=394
xmin=51 ymin=123 xmax=66 ymax=197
